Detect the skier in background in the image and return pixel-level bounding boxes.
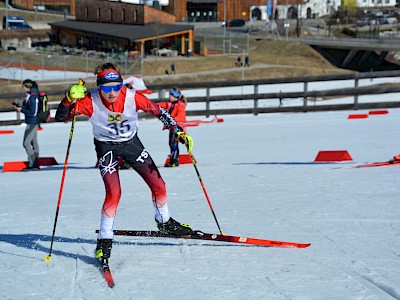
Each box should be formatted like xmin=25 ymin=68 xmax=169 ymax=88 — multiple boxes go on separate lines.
xmin=157 ymin=87 xmax=187 ymax=167
xmin=55 ymin=63 xmax=194 ymax=264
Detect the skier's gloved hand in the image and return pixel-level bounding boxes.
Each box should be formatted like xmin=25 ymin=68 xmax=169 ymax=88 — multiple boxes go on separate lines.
xmin=175 ymin=127 xmax=193 ymax=153
xmin=66 ymin=83 xmax=87 ymax=102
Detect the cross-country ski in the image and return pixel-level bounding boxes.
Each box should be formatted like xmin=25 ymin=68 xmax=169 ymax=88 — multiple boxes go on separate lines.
xmin=100 ymin=230 xmax=311 ymax=248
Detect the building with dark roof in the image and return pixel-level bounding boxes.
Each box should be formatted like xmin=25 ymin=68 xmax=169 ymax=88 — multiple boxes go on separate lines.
xmin=49 ymin=0 xmax=194 ymax=56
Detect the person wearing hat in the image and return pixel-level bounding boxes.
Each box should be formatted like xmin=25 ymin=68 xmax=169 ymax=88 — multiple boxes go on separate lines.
xmin=13 ymin=79 xmax=41 ymax=169
xmin=157 ymin=87 xmax=188 ymax=167
xmin=55 ymin=62 xmax=194 ymax=264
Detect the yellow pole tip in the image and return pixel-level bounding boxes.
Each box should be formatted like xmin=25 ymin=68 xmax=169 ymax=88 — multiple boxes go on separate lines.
xmin=221 ymin=232 xmax=227 ymax=236
xmin=44 ymin=256 xmax=52 ymax=262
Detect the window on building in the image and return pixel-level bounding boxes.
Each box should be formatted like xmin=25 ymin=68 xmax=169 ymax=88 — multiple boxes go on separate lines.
xmin=84 ymin=7 xmax=88 ymax=19
xmin=122 ymin=9 xmax=126 ymax=22
xmin=97 ymin=8 xmax=100 ymax=20
xmin=134 ymin=10 xmax=137 ymax=22
xmin=109 ymin=9 xmax=113 ymax=20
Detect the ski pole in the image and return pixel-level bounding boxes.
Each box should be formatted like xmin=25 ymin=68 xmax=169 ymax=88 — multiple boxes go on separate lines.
xmin=44 ymin=97 xmax=81 ymax=262
xmin=188 ymin=151 xmax=224 ymax=235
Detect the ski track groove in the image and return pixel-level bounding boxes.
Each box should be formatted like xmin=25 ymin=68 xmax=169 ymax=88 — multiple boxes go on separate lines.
xmin=360 ymin=275 xmax=400 ymax=300
xmin=72 ymin=250 xmax=81 ymax=298
xmin=317 ymin=235 xmax=399 ymax=299
xmin=264 ymin=276 xmax=292 ymax=300
xmin=178 ymin=239 xmax=191 ymax=269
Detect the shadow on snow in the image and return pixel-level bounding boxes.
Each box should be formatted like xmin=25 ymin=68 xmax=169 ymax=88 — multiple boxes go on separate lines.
xmin=0 ymin=233 xmax=243 ymax=265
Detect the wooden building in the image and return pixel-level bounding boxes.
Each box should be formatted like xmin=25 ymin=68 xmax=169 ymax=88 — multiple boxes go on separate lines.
xmin=12 ymin=0 xmax=76 ymax=15
xmin=12 ymin=0 xmax=305 ymax=22
xmin=49 ymin=0 xmax=194 ymax=57
xmin=164 ymin=0 xmax=306 ymax=23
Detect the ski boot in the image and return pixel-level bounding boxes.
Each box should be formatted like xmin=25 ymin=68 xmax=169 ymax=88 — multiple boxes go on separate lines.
xmin=95 ymin=239 xmax=113 ymax=262
xmin=165 ymin=158 xmax=179 ymax=168
xmin=27 ymin=155 xmax=40 ymax=169
xmin=389 ymin=154 xmax=400 ymax=164
xmin=156 ymin=218 xmax=193 ymax=236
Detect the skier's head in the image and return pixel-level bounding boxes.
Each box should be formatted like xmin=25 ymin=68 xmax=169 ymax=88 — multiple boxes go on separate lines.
xmin=169 ymin=87 xmax=187 ymax=104
xmin=169 ymin=88 xmax=182 ymax=100
xmin=95 ymin=63 xmax=123 ymax=86
xmin=95 ymin=63 xmax=124 ymax=103
xmin=22 ymin=79 xmax=38 ymax=91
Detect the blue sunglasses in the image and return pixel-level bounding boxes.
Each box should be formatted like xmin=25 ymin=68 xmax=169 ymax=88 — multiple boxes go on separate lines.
xmin=100 ymin=83 xmax=123 ymax=93
xmin=169 ymin=89 xmax=181 ymax=98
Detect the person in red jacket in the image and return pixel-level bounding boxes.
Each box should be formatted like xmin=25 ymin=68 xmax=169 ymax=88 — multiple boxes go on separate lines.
xmin=158 ymin=87 xmax=187 ymax=167
xmin=55 ymin=63 xmax=194 ymax=264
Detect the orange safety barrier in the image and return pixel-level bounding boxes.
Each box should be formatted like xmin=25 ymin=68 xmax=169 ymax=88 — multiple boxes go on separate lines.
xmin=3 ymin=157 xmax=58 ymax=172
xmin=368 ymin=110 xmax=389 ymax=115
xmin=348 ymin=114 xmax=368 ymax=119
xmin=0 ymin=130 xmax=14 ymax=134
xmin=314 ymin=150 xmax=353 ymax=162
xmin=164 ymin=154 xmax=196 ymax=166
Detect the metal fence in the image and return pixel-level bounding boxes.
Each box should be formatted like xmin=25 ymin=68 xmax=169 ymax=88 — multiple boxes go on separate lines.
xmin=0 ymin=49 xmax=143 ymax=83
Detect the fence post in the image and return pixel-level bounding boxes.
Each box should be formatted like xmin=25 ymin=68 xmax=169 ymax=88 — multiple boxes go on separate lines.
xmin=303 ymin=81 xmax=308 ymax=112
xmin=206 ymin=87 xmax=210 ymax=117
xmin=159 ymin=89 xmax=165 ymax=102
xmin=254 ymin=84 xmax=258 ymax=116
xmin=354 ymin=77 xmax=359 ymax=109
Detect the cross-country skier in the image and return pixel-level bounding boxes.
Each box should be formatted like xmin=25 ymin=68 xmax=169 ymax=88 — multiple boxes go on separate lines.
xmin=55 ymin=62 xmax=194 ymax=263
xmin=157 ymin=87 xmax=187 ymax=167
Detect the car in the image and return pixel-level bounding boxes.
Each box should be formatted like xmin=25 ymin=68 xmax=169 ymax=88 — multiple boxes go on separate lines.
xmin=223 ymin=19 xmax=245 ymax=27
xmin=383 ymin=16 xmax=398 ymax=24
xmin=2 ymin=16 xmax=32 ymax=30
xmin=356 ymin=18 xmax=370 ymax=27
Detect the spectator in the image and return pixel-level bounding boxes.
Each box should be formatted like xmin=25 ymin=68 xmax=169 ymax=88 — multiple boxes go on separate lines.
xmin=13 ymin=79 xmax=41 ymax=169
xmin=245 ymin=54 xmax=250 ymax=67
xmin=170 ymin=62 xmax=176 ymax=74
xmin=236 ymin=56 xmax=242 ymax=67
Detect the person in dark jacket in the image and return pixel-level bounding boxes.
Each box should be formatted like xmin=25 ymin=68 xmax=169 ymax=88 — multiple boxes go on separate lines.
xmin=13 ymin=79 xmax=40 ymax=168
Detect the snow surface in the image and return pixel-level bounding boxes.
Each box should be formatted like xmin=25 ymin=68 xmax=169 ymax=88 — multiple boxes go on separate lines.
xmin=1 ymin=110 xmax=400 ymax=299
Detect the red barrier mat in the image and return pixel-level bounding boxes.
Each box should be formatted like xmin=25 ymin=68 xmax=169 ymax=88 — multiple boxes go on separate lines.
xmin=348 ymin=114 xmax=368 ymax=119
xmin=0 ymin=130 xmax=14 ymax=134
xmin=368 ymin=110 xmax=389 ymax=115
xmin=3 ymin=157 xmax=58 ymax=172
xmin=314 ymin=150 xmax=353 ymax=162
xmin=164 ymin=154 xmax=196 ymax=166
